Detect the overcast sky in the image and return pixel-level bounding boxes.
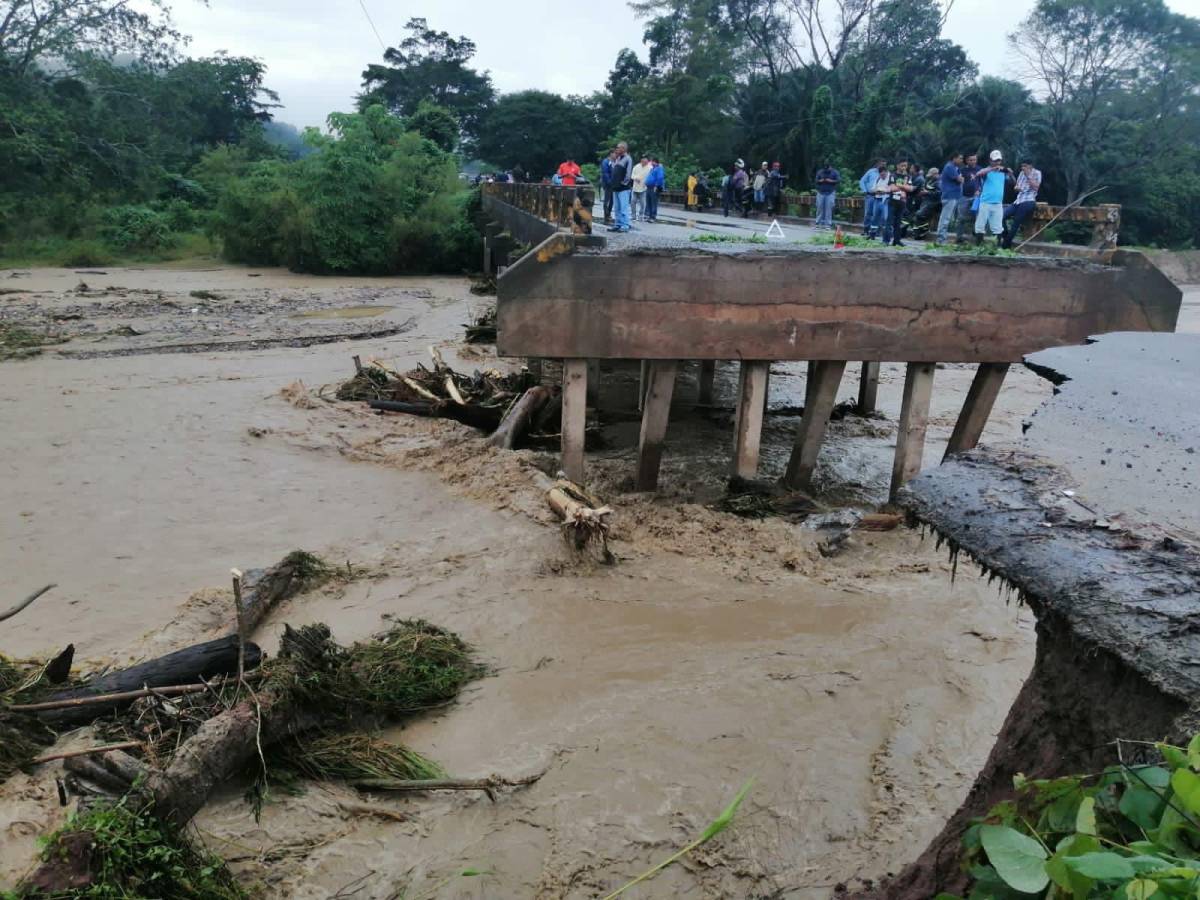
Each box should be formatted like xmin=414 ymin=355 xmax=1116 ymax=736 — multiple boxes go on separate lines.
xmin=169 ymin=0 xmax=1200 ymax=130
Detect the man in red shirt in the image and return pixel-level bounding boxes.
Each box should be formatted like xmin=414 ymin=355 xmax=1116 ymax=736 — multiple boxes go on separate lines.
xmin=556 ymin=159 xmax=581 ymax=186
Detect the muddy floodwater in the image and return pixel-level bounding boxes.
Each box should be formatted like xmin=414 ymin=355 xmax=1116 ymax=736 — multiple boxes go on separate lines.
xmin=3 ymin=264 xmax=1192 ymax=896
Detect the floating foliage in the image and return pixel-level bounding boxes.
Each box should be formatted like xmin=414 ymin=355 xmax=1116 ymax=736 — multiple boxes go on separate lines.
xmin=274 ymin=731 xmax=444 ymax=782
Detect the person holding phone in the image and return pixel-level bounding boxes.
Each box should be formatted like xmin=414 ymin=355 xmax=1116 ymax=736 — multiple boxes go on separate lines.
xmin=973 ymin=150 xmax=1015 ymax=246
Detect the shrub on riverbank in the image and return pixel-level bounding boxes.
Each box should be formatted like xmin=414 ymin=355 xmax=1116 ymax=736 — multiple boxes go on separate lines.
xmin=209 ymin=106 xmax=479 ymax=275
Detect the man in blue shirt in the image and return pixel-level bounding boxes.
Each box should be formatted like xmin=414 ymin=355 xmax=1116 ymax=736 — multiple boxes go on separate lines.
xmin=956 ymin=153 xmax=981 ymax=243
xmin=644 ymin=157 xmax=665 ymax=223
xmin=859 ymin=159 xmax=886 ymax=237
xmin=814 ymin=161 xmax=840 ymax=228
xmin=974 ymin=149 xmax=1015 ymax=246
xmin=935 ymin=152 xmax=963 ymax=244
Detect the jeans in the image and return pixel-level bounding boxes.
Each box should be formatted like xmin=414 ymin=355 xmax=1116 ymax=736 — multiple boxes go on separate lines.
xmin=1002 ymin=200 xmax=1036 ymax=248
xmin=646 ymin=188 xmax=659 ymax=220
xmin=888 ymin=199 xmax=907 ymax=244
xmin=956 ymin=197 xmax=975 ymax=241
xmin=631 ymin=191 xmax=646 ymax=220
xmin=602 ymin=185 xmax=613 ymax=221
xmin=816 ymin=192 xmax=835 ymax=227
xmin=936 ymin=198 xmax=960 ymax=242
xmin=975 ymin=202 xmax=1004 ymax=235
xmin=875 ymin=200 xmax=890 ymax=239
xmin=862 ymin=195 xmax=876 ymax=232
xmin=612 ymin=189 xmax=631 ymax=230
xmin=754 ymin=188 xmax=765 ymax=206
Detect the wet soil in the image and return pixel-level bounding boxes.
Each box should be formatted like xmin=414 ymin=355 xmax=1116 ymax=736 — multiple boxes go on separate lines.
xmin=5 ymin=265 xmax=1184 ymax=897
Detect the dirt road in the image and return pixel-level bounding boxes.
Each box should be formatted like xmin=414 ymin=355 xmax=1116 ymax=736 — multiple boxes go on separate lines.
xmin=5 ymin=263 xmax=1167 ymax=896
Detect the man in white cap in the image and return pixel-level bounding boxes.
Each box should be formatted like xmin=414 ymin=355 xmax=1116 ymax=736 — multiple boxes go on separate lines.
xmin=974 ymin=149 xmax=1014 ymax=246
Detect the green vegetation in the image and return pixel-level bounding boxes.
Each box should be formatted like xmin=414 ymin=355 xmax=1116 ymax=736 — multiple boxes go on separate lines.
xmin=275 ymin=732 xmax=445 ymax=782
xmin=602 ymin=780 xmax=754 ymax=899
xmin=690 ymin=232 xmax=767 ymax=244
xmin=944 ymin=734 xmax=1200 ymax=898
xmin=32 ymin=799 xmax=247 ymax=899
xmin=807 ymin=232 xmax=879 ymax=250
xmin=271 ymin=619 xmax=486 ymax=717
xmin=210 ymin=107 xmax=477 ymax=274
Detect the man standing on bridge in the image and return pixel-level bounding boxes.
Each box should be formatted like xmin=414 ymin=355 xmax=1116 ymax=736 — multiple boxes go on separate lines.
xmin=645 ymin=157 xmax=664 ymax=223
xmin=814 ymin=160 xmax=840 ymax=228
xmin=631 ymin=155 xmax=651 ymax=222
xmin=600 ymin=150 xmax=615 ymax=225
xmin=974 ymin=150 xmax=1015 ymax=246
xmin=609 ymin=143 xmax=634 ymax=233
xmin=935 ymin=152 xmax=963 ymax=244
xmin=557 ymin=158 xmax=581 ymax=186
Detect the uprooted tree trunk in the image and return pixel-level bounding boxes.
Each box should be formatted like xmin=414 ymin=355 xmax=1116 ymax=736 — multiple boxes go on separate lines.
xmin=26 ymin=637 xmax=262 ymax=729
xmin=488 ymin=386 xmax=551 ymax=450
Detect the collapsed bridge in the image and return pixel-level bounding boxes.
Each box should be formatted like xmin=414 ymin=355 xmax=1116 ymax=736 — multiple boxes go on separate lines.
xmin=482 ymin=183 xmax=1181 ymax=499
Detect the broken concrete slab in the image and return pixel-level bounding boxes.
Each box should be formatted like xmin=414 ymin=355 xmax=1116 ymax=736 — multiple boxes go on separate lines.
xmin=870 ymin=331 xmax=1200 ymax=898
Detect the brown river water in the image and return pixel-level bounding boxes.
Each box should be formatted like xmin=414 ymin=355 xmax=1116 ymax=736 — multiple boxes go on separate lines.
xmin=6 ymin=265 xmax=1184 ymax=897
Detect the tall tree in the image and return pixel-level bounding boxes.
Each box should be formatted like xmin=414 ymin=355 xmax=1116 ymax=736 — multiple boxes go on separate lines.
xmin=359 ymin=17 xmax=495 ymax=150
xmin=1010 ymin=0 xmax=1175 ymax=201
xmin=475 ymin=90 xmax=601 ymax=178
xmin=0 ymin=0 xmax=183 ymax=74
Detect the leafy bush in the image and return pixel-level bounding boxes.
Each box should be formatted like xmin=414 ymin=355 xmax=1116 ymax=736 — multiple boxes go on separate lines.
xmin=102 ymin=205 xmax=176 ymax=252
xmin=209 ymin=105 xmax=478 ymax=275
xmin=946 ymin=734 xmax=1200 ymax=898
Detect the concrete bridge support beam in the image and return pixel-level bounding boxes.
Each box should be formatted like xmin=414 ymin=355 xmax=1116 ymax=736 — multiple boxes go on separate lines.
xmin=731 ymin=361 xmax=770 ymax=479
xmin=561 ymin=359 xmax=588 ymax=483
xmin=890 ymin=363 xmax=936 ymax=501
xmin=636 ymin=361 xmax=679 ymax=491
xmin=944 ymin=363 xmax=1009 ymax=460
xmin=784 ymin=361 xmax=848 ymax=491
xmin=858 ymin=361 xmax=880 ymax=414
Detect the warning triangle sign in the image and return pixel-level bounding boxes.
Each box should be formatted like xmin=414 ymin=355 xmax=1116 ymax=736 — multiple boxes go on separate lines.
xmin=764 ymin=219 xmax=786 ymax=240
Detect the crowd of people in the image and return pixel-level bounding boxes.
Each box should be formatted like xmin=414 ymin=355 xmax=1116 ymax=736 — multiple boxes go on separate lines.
xmin=856 ymin=149 xmax=1041 ymax=248
xmin=481 ymin=144 xmax=1042 ymax=247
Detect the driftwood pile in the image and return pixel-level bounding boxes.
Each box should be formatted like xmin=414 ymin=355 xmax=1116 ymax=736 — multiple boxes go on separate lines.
xmin=337 ymin=348 xmax=585 ymax=453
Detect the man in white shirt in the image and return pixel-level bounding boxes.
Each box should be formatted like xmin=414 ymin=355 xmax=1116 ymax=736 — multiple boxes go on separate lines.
xmin=1001 ymin=158 xmax=1042 ymax=249
xmin=630 ymin=156 xmax=651 ymax=222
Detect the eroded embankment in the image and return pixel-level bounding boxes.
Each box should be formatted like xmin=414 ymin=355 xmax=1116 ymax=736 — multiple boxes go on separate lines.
xmin=872 ymin=332 xmax=1200 ymax=898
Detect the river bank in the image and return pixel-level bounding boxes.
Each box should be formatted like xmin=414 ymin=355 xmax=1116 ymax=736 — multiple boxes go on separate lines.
xmin=5 ymin=262 xmax=1184 ymax=896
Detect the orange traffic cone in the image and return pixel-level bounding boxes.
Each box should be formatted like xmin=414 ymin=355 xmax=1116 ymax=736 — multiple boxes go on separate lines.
xmin=834 ymin=225 xmax=845 ymax=249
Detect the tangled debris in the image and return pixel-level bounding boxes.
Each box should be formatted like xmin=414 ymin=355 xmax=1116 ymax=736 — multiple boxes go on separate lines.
xmin=465 ymin=304 xmax=497 ymax=343
xmin=6 ymin=553 xmax=517 ymax=897
xmin=335 ymin=348 xmax=574 ymax=449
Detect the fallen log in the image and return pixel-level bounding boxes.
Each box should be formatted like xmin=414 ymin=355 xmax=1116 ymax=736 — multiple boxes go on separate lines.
xmin=215 ymin=549 xmax=330 ymax=639
xmin=33 ymin=636 xmax=262 ymax=728
xmin=488 ymin=386 xmax=551 ymax=450
xmin=531 ymin=471 xmax=613 ymax=558
xmin=368 ymin=398 xmax=504 ymax=431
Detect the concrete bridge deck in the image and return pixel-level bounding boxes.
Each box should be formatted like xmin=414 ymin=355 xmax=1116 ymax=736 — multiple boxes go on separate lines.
xmin=481 ymin=183 xmax=1182 ymax=500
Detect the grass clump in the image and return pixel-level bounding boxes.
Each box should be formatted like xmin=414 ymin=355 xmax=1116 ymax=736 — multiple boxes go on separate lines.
xmin=275 ymin=731 xmax=444 ymax=782
xmin=689 ymin=232 xmax=768 ymax=244
xmin=32 ymin=798 xmax=246 ymax=899
xmin=806 ymin=232 xmax=878 ymax=249
xmin=282 ymin=549 xmax=334 ymax=587
xmin=271 ymin=620 xmax=485 ymax=718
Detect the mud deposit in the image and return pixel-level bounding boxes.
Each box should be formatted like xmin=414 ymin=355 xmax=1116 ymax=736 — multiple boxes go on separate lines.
xmin=0 ymin=264 xmax=1054 ymax=897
